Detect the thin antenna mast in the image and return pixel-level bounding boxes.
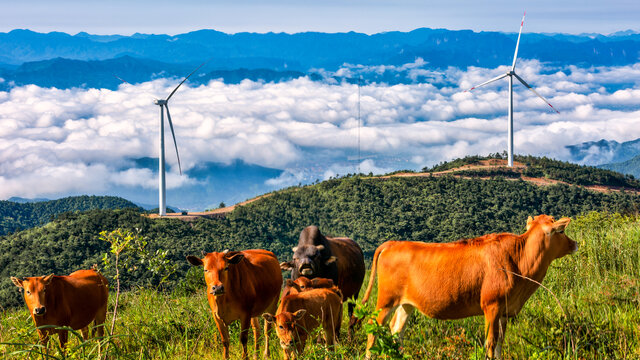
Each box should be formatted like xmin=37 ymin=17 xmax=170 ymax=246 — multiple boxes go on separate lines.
xmin=357 ymin=77 xmax=361 ymax=175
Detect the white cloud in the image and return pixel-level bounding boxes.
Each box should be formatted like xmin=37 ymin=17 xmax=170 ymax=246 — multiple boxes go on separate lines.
xmin=2 ymin=60 xmax=640 ymax=202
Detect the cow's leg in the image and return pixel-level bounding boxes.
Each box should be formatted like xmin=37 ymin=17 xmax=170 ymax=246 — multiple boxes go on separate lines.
xmin=37 ymin=329 xmax=50 ymax=356
xmin=250 ymin=317 xmax=260 ymax=360
xmin=80 ymin=327 xmax=89 ymax=341
xmin=389 ymin=303 xmax=414 ymax=346
xmin=483 ymin=303 xmax=505 ymax=360
xmin=214 ymin=316 xmax=231 ymax=359
xmin=94 ymin=303 xmax=108 ymax=338
xmin=239 ymin=316 xmax=252 ymax=360
xmin=365 ymin=304 xmax=397 ymax=359
xmin=262 ymin=294 xmax=278 ymax=359
xmin=57 ymin=329 xmax=68 ymax=351
xmin=494 ymin=316 xmax=508 ymax=360
xmin=347 ymin=300 xmax=356 ymax=340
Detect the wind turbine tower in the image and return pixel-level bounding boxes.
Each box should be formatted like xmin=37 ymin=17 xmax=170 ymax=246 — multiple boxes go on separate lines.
xmin=154 ymin=62 xmax=207 ymax=216
xmin=464 ymin=12 xmax=559 ymax=167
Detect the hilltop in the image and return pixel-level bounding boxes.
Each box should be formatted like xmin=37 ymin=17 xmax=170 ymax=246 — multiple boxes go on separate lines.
xmin=161 ymin=154 xmax=640 ymax=221
xmin=0 ymin=195 xmax=141 ymax=236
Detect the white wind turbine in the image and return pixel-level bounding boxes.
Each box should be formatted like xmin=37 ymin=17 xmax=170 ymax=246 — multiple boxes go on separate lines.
xmin=464 ymin=12 xmax=559 ymax=167
xmin=154 ymin=62 xmax=207 ymax=216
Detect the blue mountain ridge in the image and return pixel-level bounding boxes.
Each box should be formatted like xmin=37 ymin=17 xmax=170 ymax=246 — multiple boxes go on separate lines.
xmin=2 ymin=28 xmax=640 ymax=90
xmin=1 ymin=28 xmax=639 ymax=69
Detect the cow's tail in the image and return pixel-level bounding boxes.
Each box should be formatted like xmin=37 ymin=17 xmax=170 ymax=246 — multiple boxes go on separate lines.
xmin=361 ymin=241 xmax=392 ymax=304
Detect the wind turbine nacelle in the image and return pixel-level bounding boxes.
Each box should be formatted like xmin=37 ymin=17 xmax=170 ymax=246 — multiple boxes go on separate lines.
xmin=154 ymin=99 xmax=167 ymax=106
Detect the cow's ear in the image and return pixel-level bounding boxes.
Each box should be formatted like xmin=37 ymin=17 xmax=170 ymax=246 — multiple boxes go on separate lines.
xmin=227 ymin=253 xmax=244 ymax=265
xmin=293 ymin=309 xmax=306 ymax=321
xmin=262 ymin=313 xmax=275 ymax=323
xmin=551 ymin=217 xmax=571 ymax=234
xmin=526 ymin=216 xmax=534 ymax=231
xmin=325 ymin=256 xmax=337 ymax=265
xmin=316 ymin=245 xmax=325 ymax=251
xmin=186 ymin=255 xmax=203 ymax=266
xmin=286 ymin=279 xmax=302 ymax=292
xmin=280 ymin=261 xmax=293 ymax=271
xmin=42 ymin=274 xmax=54 ymax=285
xmin=10 ymin=277 xmax=23 ymax=288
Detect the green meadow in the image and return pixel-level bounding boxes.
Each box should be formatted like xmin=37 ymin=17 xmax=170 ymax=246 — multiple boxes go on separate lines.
xmin=1 ymin=212 xmax=638 ymax=359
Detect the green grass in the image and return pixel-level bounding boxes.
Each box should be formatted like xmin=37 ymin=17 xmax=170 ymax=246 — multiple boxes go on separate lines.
xmin=1 ymin=212 xmax=639 ymax=359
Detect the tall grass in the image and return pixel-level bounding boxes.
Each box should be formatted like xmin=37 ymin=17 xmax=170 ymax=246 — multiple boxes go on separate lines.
xmin=1 ymin=212 xmax=638 ymax=359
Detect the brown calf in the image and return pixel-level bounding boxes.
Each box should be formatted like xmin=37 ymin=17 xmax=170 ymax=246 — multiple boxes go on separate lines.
xmin=362 ymin=215 xmax=578 ymax=359
xmin=263 ymin=288 xmax=342 ymax=360
xmin=282 ymin=276 xmax=343 ymax=299
xmin=11 ymin=269 xmax=109 ymax=349
xmin=187 ymin=249 xmax=282 ymax=360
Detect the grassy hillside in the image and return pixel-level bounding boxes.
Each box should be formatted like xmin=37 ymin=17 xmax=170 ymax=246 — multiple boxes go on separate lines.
xmin=1 ymin=212 xmax=638 ymax=359
xmin=1 ymin=173 xmax=639 ymax=308
xmin=0 ymin=195 xmax=141 ymax=236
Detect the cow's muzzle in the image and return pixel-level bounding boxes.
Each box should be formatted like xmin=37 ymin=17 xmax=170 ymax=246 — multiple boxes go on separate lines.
xmin=300 ymin=267 xmax=313 ymax=276
xmin=210 ymin=285 xmax=225 ymax=296
xmin=34 ymin=306 xmax=46 ymax=316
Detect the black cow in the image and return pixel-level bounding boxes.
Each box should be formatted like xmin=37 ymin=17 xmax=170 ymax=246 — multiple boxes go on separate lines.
xmin=280 ymin=225 xmax=365 ymax=338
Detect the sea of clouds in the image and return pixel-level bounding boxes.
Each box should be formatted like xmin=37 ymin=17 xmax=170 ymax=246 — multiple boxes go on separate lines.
xmin=2 ymin=59 xmax=640 ymax=205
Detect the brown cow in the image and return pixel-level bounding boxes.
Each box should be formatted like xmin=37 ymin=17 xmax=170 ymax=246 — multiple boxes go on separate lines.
xmin=187 ymin=249 xmax=282 ymax=360
xmin=10 ymin=269 xmax=108 ymax=350
xmin=362 ymin=215 xmax=578 ymax=359
xmin=263 ymin=287 xmax=343 ymax=360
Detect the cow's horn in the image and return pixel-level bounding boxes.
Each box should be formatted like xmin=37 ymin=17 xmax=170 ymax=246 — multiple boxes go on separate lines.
xmin=316 ymin=245 xmax=325 ymax=251
xmin=201 ymin=250 xmax=206 ymax=257
xmin=222 ymin=249 xmax=229 ymax=254
xmin=292 ymin=246 xmax=298 ymax=252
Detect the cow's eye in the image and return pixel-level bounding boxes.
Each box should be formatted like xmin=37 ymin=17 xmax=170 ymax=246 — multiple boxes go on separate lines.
xmin=223 ymin=267 xmax=229 ymax=272
xmin=279 ymin=325 xmax=284 ymax=329
xmin=204 ymin=269 xmax=209 ymax=273
xmin=25 ymin=290 xmax=31 ymax=295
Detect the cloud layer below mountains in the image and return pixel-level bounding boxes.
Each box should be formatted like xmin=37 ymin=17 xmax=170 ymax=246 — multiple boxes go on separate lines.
xmin=2 ymin=60 xmax=640 ymax=201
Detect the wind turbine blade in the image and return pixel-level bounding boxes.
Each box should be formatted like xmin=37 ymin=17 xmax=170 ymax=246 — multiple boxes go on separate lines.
xmin=113 ymin=74 xmax=130 ymax=85
xmin=463 ymin=73 xmax=508 ymax=92
xmin=165 ymin=59 xmax=210 ymax=101
xmin=164 ymin=104 xmax=183 ymax=175
xmin=511 ymin=11 xmax=526 ymax=71
xmin=513 ymin=72 xmax=560 ymax=113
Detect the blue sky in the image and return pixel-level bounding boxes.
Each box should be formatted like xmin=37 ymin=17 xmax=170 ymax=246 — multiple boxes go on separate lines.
xmin=2 ymin=0 xmax=639 ymax=35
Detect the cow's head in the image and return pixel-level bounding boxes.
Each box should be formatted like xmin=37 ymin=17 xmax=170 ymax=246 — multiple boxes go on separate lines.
xmin=186 ymin=250 xmax=244 ymax=296
xmin=527 ymin=215 xmax=578 ymax=259
xmin=11 ymin=274 xmax=54 ymax=316
xmin=263 ymin=310 xmax=306 ymax=350
xmin=280 ymin=244 xmax=337 ymax=278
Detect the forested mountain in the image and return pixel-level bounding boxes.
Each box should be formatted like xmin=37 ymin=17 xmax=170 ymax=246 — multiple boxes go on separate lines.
xmin=426 ymin=154 xmax=640 ymax=189
xmin=1 ymin=167 xmax=638 ymax=308
xmin=600 ymin=154 xmax=640 ymax=179
xmin=0 ymin=195 xmax=141 ymax=236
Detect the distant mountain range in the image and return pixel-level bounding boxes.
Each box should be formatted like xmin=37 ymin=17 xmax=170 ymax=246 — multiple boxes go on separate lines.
xmin=109 ymin=158 xmax=284 ymax=212
xmin=566 ymin=137 xmax=640 ymax=179
xmin=567 ymin=138 xmax=640 ymax=165
xmin=2 ymin=28 xmax=640 ymax=90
